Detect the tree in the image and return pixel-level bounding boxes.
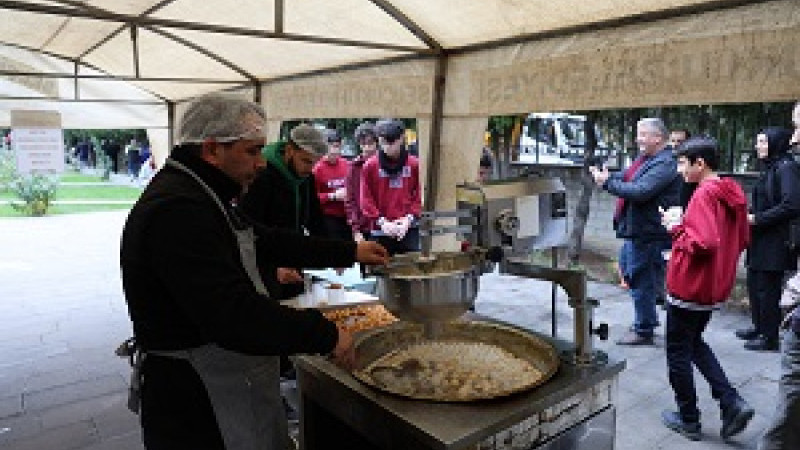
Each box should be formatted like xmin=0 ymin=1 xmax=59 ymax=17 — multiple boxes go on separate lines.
xmin=566 ymin=111 xmax=598 ymax=265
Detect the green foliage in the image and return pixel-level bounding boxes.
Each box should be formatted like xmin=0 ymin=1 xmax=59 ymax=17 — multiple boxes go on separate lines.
xmin=0 ymin=150 xmax=16 ymax=193
xmin=9 ymin=174 xmax=58 ymax=216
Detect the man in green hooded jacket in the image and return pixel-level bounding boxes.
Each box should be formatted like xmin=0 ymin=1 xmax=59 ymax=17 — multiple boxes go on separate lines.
xmin=240 ymin=123 xmax=328 ymax=300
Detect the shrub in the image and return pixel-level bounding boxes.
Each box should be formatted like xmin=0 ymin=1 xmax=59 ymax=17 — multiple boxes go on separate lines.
xmin=0 ymin=150 xmax=15 ymax=193
xmin=10 ymin=174 xmax=58 ymax=216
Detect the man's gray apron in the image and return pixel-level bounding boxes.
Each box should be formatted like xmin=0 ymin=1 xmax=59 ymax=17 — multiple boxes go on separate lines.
xmin=118 ymin=159 xmax=288 ymax=450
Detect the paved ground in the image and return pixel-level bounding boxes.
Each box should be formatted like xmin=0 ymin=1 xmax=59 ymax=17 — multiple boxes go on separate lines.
xmin=0 ymin=210 xmax=783 ymax=450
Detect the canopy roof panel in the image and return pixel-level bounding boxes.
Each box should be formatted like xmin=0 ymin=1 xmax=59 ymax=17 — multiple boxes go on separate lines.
xmin=168 ymin=28 xmax=407 ymax=81
xmin=0 ymin=0 xmax=777 ymax=105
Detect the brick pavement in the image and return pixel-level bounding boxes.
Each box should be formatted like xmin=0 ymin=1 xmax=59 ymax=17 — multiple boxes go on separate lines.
xmin=0 ymin=211 xmax=782 ymax=450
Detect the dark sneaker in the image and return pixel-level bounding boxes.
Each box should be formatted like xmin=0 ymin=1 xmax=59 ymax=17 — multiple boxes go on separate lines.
xmin=734 ymin=327 xmax=758 ymax=340
xmin=616 ymin=331 xmax=654 ymax=346
xmin=720 ymin=399 xmax=754 ymax=440
xmin=743 ymin=336 xmax=779 ymax=351
xmin=661 ymin=410 xmax=701 ymax=441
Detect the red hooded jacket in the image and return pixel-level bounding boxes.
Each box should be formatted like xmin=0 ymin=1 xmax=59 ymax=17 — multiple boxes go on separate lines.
xmin=666 ymin=178 xmax=750 ymax=306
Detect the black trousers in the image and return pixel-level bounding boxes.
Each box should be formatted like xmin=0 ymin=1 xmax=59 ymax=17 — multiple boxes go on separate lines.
xmin=666 ymin=305 xmax=738 ymax=423
xmin=141 ymin=355 xmax=225 ymax=450
xmin=746 ymin=268 xmax=784 ymax=343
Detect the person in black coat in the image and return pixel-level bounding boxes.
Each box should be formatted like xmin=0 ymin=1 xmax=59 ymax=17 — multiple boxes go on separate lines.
xmin=740 ymin=127 xmax=800 ymax=351
xmin=239 ymin=125 xmax=328 ymax=300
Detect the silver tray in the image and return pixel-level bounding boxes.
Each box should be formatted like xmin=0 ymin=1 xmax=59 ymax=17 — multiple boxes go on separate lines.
xmin=352 ymin=320 xmax=559 ymax=402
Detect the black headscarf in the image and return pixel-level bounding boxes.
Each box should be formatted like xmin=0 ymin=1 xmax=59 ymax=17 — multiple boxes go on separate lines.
xmin=760 ymin=127 xmax=793 ymax=162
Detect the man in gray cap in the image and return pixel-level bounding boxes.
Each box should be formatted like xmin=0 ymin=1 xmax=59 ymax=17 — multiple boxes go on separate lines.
xmin=241 ymin=123 xmax=331 ymax=300
xmin=120 ymin=96 xmax=388 ymax=450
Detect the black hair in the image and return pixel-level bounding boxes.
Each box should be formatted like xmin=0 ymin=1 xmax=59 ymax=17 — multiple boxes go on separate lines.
xmin=758 ymin=127 xmax=793 ymax=159
xmin=675 ymin=136 xmax=719 ymax=170
xmin=354 ymin=122 xmax=377 ymax=143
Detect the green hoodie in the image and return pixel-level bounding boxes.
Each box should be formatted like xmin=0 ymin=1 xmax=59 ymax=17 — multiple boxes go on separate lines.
xmin=262 ymin=140 xmax=310 ymax=229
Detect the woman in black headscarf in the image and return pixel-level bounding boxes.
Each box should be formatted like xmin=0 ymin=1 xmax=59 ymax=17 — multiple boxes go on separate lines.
xmin=739 ymin=127 xmax=800 ymax=351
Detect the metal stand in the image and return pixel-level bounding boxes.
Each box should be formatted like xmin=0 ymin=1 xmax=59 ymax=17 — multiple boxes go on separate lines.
xmin=500 ymin=257 xmax=608 ymax=367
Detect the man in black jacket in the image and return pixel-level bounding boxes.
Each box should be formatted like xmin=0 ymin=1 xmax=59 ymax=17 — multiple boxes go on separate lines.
xmin=240 ymin=124 xmax=328 ymax=300
xmin=120 ymin=94 xmax=388 ymax=450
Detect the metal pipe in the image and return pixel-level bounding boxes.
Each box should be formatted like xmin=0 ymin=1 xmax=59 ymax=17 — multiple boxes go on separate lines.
xmin=500 ymin=257 xmax=600 ymax=367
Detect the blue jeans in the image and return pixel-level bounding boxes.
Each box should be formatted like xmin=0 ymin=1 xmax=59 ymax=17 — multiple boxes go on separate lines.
xmin=759 ymin=329 xmax=800 ymax=450
xmin=628 ymin=239 xmax=669 ymax=337
xmin=666 ymin=304 xmax=739 ymax=423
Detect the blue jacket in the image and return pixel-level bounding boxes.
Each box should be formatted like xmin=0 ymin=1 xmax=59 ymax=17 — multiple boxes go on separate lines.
xmin=604 ymin=147 xmax=681 ymax=241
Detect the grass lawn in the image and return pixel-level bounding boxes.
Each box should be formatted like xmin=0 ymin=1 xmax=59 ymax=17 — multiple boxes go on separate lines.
xmin=0 ymin=203 xmax=132 ymax=217
xmin=59 ymin=172 xmax=106 ymax=183
xmin=0 ymin=185 xmax=142 ymax=201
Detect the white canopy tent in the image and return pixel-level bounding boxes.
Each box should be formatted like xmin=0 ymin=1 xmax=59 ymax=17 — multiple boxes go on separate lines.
xmin=0 ymin=0 xmax=797 ymax=212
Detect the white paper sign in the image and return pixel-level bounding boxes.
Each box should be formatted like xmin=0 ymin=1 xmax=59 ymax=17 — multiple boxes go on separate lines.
xmin=14 ymin=128 xmax=65 ymax=175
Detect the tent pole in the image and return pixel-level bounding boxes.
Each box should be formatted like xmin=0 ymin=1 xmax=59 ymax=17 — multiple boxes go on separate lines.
xmin=167 ymin=100 xmax=175 ymax=149
xmin=424 ymin=54 xmax=447 ymax=211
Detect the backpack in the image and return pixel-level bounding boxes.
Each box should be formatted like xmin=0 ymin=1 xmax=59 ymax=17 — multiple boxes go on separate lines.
xmin=766 ymin=158 xmax=800 ymax=252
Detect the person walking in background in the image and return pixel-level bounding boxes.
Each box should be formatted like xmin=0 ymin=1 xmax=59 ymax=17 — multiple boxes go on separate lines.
xmin=345 ymin=122 xmax=379 ymax=242
xmin=660 ymin=136 xmax=754 ymax=442
xmin=759 ymin=100 xmax=800 ymax=450
xmin=739 ymin=127 xmax=800 ymax=352
xmin=590 ymin=118 xmax=681 ymax=345
xmin=125 ymin=138 xmax=142 ymax=179
xmin=313 ymin=129 xmax=352 ymax=241
xmin=360 ymin=119 xmax=422 ymax=256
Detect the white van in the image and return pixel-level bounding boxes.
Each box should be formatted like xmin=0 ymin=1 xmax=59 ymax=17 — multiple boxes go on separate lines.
xmin=517 ymin=113 xmax=615 ymax=166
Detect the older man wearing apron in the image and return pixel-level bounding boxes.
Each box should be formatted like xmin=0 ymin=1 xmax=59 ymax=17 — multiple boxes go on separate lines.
xmin=118 ymin=95 xmax=388 ymax=450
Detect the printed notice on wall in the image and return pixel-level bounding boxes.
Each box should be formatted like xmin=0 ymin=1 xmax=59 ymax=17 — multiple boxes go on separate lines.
xmin=14 ymin=128 xmax=65 ymax=175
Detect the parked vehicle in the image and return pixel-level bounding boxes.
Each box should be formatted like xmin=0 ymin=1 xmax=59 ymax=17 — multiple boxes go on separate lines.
xmin=517 ymin=113 xmax=616 ymax=166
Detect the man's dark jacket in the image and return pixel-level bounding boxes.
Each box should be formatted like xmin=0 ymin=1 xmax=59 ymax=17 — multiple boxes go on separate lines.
xmin=121 ymin=147 xmax=355 ymax=447
xmin=239 ymin=142 xmax=326 ymax=299
xmin=604 ymin=147 xmax=681 ymax=241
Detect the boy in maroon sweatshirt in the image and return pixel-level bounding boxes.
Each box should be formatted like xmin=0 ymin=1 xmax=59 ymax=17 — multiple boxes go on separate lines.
xmin=660 ymin=137 xmax=754 ymax=442
xmin=313 ymin=129 xmax=352 ymax=241
xmin=359 ymin=119 xmax=421 ymax=255
xmin=345 ymin=122 xmax=379 ymax=242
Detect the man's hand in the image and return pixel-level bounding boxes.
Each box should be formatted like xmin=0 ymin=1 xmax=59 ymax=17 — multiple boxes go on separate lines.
xmin=659 ymin=206 xmax=683 ymax=232
xmin=589 ymin=165 xmax=610 ymax=186
xmin=355 ymin=240 xmax=389 ymax=266
xmin=748 ymin=213 xmax=755 ymax=225
xmin=276 ymin=267 xmax=303 ymax=284
xmin=333 ymin=187 xmax=347 ymax=201
xmin=380 ymin=220 xmax=399 ymax=237
xmin=393 ymin=216 xmax=411 ymax=240
xmin=331 ymin=327 xmax=355 ymax=370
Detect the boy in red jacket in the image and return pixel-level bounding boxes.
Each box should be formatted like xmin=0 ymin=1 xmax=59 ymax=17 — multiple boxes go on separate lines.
xmin=660 ymin=137 xmax=754 ymax=442
xmin=313 ymin=129 xmax=352 ymax=241
xmin=359 ymin=119 xmax=421 ymax=255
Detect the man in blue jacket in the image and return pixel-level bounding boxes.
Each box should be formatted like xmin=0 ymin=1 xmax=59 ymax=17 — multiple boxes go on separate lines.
xmin=591 ymin=118 xmax=681 ymax=345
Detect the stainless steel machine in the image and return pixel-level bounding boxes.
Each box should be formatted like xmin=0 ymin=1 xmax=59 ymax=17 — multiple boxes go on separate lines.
xmin=293 ymin=177 xmax=624 ymax=450
xmin=374 ymin=178 xmax=608 ymax=366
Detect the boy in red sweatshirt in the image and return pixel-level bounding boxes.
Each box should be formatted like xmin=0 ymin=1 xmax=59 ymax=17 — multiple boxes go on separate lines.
xmin=313 ymin=129 xmax=352 ymax=241
xmin=359 ymin=119 xmax=421 ymax=255
xmin=660 ymin=137 xmax=754 ymax=442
